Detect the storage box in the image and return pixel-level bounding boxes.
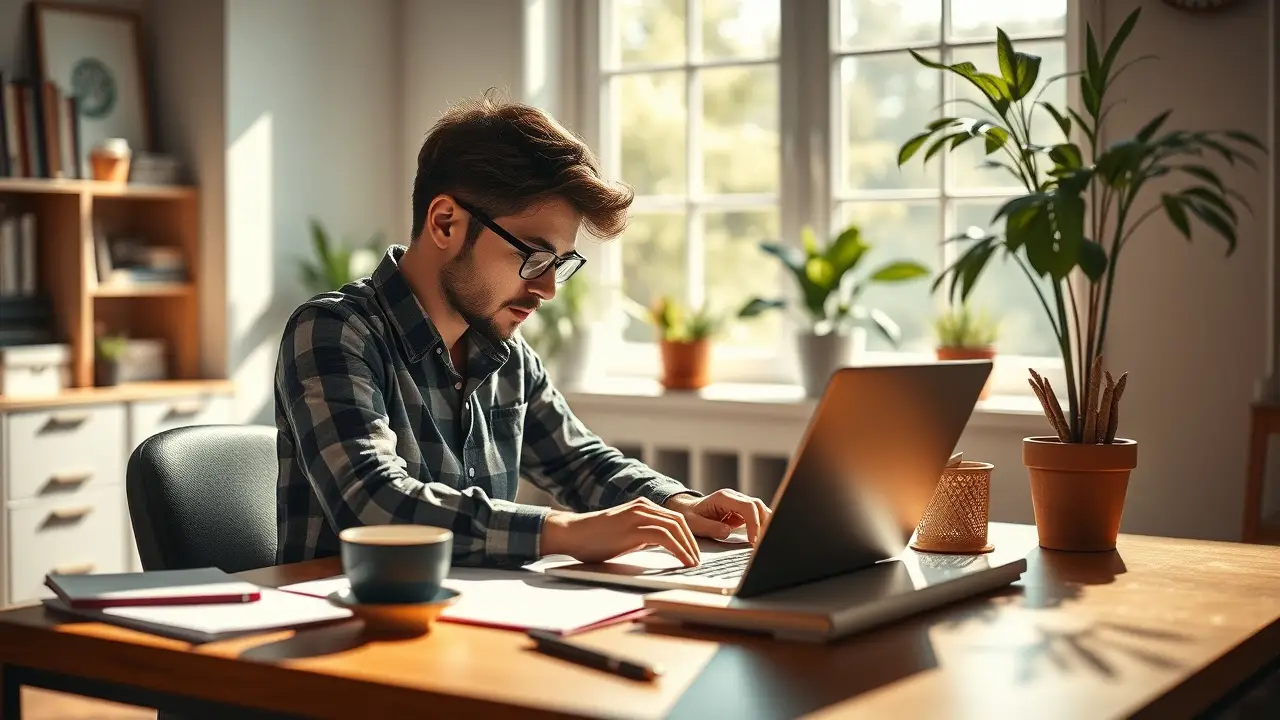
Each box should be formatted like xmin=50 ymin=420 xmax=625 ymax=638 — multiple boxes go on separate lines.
xmin=117 ymin=339 xmax=168 ymax=383
xmin=0 ymin=344 xmax=70 ymax=397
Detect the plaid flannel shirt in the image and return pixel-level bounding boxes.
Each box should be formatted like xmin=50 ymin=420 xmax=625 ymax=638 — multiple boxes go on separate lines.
xmin=275 ymin=245 xmax=693 ymax=566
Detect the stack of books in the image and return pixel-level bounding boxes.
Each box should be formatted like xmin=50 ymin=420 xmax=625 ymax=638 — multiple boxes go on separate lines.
xmin=0 ymin=296 xmax=55 ymax=347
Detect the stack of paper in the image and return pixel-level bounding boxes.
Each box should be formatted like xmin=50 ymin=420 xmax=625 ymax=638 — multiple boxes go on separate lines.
xmin=44 ymin=589 xmax=353 ymax=644
xmin=283 ymin=567 xmax=648 ymax=635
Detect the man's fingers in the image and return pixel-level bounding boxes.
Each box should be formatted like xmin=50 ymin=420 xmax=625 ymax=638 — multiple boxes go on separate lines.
xmin=635 ymin=525 xmax=696 ymax=567
xmin=726 ymin=496 xmax=763 ymax=544
xmin=634 ymin=508 xmax=699 ymax=564
xmin=684 ymin=511 xmax=735 ymax=540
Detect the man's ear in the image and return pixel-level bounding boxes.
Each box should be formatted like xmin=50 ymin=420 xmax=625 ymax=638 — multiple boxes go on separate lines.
xmin=426 ymin=196 xmax=461 ymax=251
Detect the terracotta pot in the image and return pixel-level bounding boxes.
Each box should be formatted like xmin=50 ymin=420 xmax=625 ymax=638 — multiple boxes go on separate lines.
xmin=659 ymin=339 xmax=710 ymax=390
xmin=936 ymin=346 xmax=996 ymax=399
xmin=1024 ymin=436 xmax=1138 ymax=552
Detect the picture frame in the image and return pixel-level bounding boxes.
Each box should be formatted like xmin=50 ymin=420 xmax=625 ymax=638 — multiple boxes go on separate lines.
xmin=30 ymin=1 xmax=151 ymax=178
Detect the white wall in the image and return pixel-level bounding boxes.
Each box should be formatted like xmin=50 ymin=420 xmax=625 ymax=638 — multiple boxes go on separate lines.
xmin=225 ymin=0 xmax=400 ymax=423
xmin=1085 ymin=0 xmax=1272 ymax=541
xmin=399 ymin=0 xmax=525 ymax=245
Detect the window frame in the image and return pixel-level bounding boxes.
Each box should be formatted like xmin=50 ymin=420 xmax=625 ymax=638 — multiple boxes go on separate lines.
xmin=575 ymin=0 xmax=1078 ymax=395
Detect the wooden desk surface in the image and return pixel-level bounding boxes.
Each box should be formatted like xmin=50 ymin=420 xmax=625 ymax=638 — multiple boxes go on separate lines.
xmin=1 ymin=524 xmax=1279 ymax=719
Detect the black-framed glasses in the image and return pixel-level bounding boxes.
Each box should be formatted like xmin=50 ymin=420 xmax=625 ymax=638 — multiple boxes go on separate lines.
xmin=454 ymin=198 xmax=586 ymax=284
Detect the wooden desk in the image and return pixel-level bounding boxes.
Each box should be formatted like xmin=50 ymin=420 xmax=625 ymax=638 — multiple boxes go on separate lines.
xmin=1 ymin=524 xmax=1278 ymax=719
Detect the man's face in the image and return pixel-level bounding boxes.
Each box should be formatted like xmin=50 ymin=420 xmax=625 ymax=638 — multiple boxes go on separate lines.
xmin=440 ymin=196 xmax=580 ymax=345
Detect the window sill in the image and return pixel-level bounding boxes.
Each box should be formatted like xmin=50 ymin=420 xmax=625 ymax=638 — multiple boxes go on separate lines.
xmin=560 ymin=376 xmax=1052 ymax=432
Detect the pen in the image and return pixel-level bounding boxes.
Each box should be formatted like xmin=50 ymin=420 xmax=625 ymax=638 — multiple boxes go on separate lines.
xmin=526 ymin=629 xmax=662 ymax=681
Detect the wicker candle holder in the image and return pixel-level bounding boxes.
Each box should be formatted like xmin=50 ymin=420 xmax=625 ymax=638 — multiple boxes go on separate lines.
xmin=910 ymin=460 xmax=995 ymax=553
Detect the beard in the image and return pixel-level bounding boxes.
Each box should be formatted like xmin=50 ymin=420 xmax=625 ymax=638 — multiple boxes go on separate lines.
xmin=440 ymin=246 xmax=538 ymax=346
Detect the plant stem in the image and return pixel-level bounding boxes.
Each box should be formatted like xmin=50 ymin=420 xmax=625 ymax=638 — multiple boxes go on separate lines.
xmin=1011 ymin=253 xmax=1062 ymax=341
xmin=1067 ymin=276 xmax=1084 ymax=408
xmin=1095 ymin=192 xmax=1134 ymax=362
xmin=1052 ymin=282 xmax=1081 ymax=441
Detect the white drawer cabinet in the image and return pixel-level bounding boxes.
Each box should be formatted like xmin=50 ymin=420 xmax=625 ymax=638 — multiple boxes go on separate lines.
xmin=0 ymin=384 xmax=235 ymax=604
xmin=5 ymin=405 xmax=126 ymax=501
xmin=7 ymin=486 xmax=128 ymax=604
xmin=128 ymin=394 xmax=232 ymax=452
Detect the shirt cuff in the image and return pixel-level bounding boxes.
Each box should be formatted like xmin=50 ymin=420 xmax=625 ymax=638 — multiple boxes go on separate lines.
xmin=485 ymin=503 xmax=552 ymax=566
xmin=636 ymin=479 xmax=702 ymax=508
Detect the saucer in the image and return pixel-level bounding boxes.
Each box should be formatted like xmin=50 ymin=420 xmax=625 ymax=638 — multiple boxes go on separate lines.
xmin=327 ymin=587 xmax=461 ymax=635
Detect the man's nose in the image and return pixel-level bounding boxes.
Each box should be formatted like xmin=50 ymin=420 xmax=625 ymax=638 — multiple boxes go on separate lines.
xmin=529 ymin=269 xmax=557 ymax=300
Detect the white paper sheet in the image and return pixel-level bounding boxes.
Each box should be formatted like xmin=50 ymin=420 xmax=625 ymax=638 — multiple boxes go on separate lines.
xmin=44 ymin=588 xmax=352 ymax=643
xmin=282 ymin=567 xmax=647 ymax=635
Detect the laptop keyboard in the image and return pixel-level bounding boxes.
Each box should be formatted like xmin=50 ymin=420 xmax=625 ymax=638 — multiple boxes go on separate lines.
xmin=659 ymin=549 xmax=751 ymax=579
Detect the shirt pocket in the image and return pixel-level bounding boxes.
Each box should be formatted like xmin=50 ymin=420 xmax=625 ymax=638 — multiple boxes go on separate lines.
xmin=489 ymin=402 xmax=528 ymax=444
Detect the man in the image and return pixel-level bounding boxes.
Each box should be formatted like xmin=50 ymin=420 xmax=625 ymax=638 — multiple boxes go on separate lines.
xmin=275 ymin=94 xmax=772 ymax=568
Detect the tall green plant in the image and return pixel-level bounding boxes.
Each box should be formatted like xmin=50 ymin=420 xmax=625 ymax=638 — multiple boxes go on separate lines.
xmin=737 ymin=223 xmax=929 ymax=345
xmin=898 ymin=7 xmax=1264 ymax=444
xmin=299 ymin=217 xmax=386 ymax=295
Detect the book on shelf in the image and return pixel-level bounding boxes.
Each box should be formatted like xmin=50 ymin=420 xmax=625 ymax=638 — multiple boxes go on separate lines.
xmin=0 ymin=210 xmax=37 ymax=297
xmin=0 ymin=72 xmax=82 ymax=179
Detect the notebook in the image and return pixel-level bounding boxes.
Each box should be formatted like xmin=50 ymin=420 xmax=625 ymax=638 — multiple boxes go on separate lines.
xmin=43 ymin=588 xmax=353 ymax=644
xmin=44 ymin=567 xmax=261 ymax=608
xmin=282 ymin=566 xmax=649 ymax=635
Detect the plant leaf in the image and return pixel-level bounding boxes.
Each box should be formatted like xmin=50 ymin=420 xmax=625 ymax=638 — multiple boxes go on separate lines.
xmin=1079 ymin=239 xmax=1108 ymax=281
xmin=760 ymin=241 xmax=806 ymax=275
xmin=1185 ymin=201 xmax=1237 ymax=255
xmin=1013 ymin=52 xmax=1042 ymax=100
xmin=898 ymin=131 xmax=933 ymax=166
xmin=1162 ymin=194 xmax=1191 ymax=240
xmin=925 ymin=131 xmax=969 ymax=163
xmin=801 ymin=226 xmax=819 ymax=256
xmin=1136 ymin=109 xmax=1172 ymax=143
xmin=1050 ymin=192 xmax=1086 ymax=279
xmin=1039 ymin=101 xmax=1072 ymax=139
xmin=869 ymin=260 xmax=930 ymax=282
xmin=1181 ymin=186 xmax=1238 ymax=223
xmin=1085 ymin=26 xmax=1102 ymax=100
xmin=805 ymin=256 xmax=836 ymax=291
xmin=826 ymin=225 xmax=868 ymax=277
xmin=1048 ymin=143 xmax=1083 ymax=171
xmin=984 ymin=126 xmax=1010 ymax=155
xmin=993 ymin=193 xmax=1046 ymax=225
xmin=996 ymin=29 xmax=1017 ymax=88
xmin=1178 ymin=164 xmax=1225 ymax=193
xmin=738 ymin=297 xmax=786 ymax=318
xmin=1101 ymin=8 xmax=1142 ymax=81
xmin=1067 ymin=108 xmax=1097 ymax=145
xmin=1224 ymin=129 xmax=1267 ymax=152
xmin=867 ymin=308 xmax=902 ymax=348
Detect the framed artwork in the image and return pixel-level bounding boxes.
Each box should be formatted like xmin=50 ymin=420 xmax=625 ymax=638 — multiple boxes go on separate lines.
xmin=30 ymin=1 xmax=151 ymax=176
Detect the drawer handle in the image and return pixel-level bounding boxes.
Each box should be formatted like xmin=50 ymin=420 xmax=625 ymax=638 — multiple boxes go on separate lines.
xmin=48 ymin=471 xmax=93 ymax=487
xmin=49 ymin=506 xmax=93 ymax=522
xmin=52 ymin=562 xmax=95 ymax=575
xmin=50 ymin=411 xmax=90 ymax=426
xmin=167 ymin=401 xmax=204 ymax=417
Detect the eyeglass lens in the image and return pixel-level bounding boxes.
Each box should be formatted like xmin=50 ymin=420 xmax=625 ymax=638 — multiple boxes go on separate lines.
xmin=522 ymin=252 xmax=583 ymax=283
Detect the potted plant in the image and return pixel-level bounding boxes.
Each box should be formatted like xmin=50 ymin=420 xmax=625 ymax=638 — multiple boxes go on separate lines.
xmin=899 ymin=7 xmax=1264 ymax=551
xmin=520 ymin=273 xmax=594 ymax=388
xmin=645 ymin=296 xmax=724 ymax=391
xmin=95 ymin=333 xmax=127 ymax=387
xmin=934 ymin=303 xmax=1000 ymax=399
xmin=299 ymin=217 xmax=386 ymax=295
xmin=738 ymin=222 xmax=930 ymax=398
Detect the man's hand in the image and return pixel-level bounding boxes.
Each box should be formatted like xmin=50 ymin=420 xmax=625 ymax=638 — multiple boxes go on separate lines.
xmin=664 ymin=489 xmax=773 ymax=545
xmin=541 ymin=497 xmax=701 ymax=566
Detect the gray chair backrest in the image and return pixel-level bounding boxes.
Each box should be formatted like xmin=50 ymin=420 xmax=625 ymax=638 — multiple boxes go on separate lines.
xmin=126 ymin=424 xmax=278 ymax=573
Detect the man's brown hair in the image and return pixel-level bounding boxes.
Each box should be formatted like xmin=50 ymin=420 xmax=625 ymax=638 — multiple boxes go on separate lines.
xmin=411 ymin=90 xmax=633 ymax=245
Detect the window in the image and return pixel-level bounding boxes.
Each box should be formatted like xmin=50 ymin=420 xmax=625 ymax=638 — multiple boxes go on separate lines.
xmin=580 ymin=0 xmax=1071 ymax=393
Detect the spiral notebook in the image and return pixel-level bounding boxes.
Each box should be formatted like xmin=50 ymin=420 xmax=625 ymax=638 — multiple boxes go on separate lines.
xmin=45 ymin=567 xmax=261 ymax=609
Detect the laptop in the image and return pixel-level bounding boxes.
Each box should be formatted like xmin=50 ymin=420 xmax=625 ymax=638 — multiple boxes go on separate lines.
xmin=543 ymin=360 xmax=993 ymax=598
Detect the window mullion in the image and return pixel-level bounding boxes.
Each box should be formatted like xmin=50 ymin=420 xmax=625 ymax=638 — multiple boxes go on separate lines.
xmin=686 ymin=0 xmax=704 ymax=310
xmin=938 ymin=0 xmax=952 ymax=312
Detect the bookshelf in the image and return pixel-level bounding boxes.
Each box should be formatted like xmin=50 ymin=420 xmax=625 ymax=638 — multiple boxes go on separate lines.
xmin=0 ymin=177 xmax=211 ymax=393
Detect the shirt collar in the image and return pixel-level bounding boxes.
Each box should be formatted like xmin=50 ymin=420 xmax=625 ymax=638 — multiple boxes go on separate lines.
xmin=370 ymin=245 xmax=511 ymax=369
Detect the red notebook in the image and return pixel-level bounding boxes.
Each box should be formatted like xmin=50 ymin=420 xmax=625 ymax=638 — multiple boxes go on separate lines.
xmin=44 ymin=567 xmax=261 ymax=609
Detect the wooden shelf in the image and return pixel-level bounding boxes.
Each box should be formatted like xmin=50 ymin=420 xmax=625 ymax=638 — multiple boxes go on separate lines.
xmin=0 ymin=379 xmax=234 ymax=411
xmin=93 ymin=283 xmax=193 ymax=298
xmin=0 ymin=177 xmax=195 ymax=199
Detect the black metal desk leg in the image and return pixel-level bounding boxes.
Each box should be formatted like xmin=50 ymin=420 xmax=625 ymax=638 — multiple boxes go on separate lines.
xmin=2 ymin=666 xmax=21 ymax=719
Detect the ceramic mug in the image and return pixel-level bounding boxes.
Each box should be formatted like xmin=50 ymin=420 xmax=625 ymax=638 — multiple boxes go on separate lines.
xmin=338 ymin=525 xmax=452 ymax=604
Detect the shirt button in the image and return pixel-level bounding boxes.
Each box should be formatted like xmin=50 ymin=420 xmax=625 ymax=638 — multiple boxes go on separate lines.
xmin=468 ymin=467 xmax=476 ymax=478
xmin=463 ymin=401 xmax=469 ymax=411
xmin=435 ymin=347 xmax=442 ymax=354
xmin=454 ymin=382 xmax=462 ymax=390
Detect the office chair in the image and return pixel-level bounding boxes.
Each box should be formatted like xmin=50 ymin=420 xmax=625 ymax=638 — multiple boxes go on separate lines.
xmin=126 ymin=424 xmax=279 ymax=574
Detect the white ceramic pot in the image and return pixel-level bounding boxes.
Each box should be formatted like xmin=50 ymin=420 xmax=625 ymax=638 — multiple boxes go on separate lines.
xmin=796 ymin=328 xmax=866 ymax=398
